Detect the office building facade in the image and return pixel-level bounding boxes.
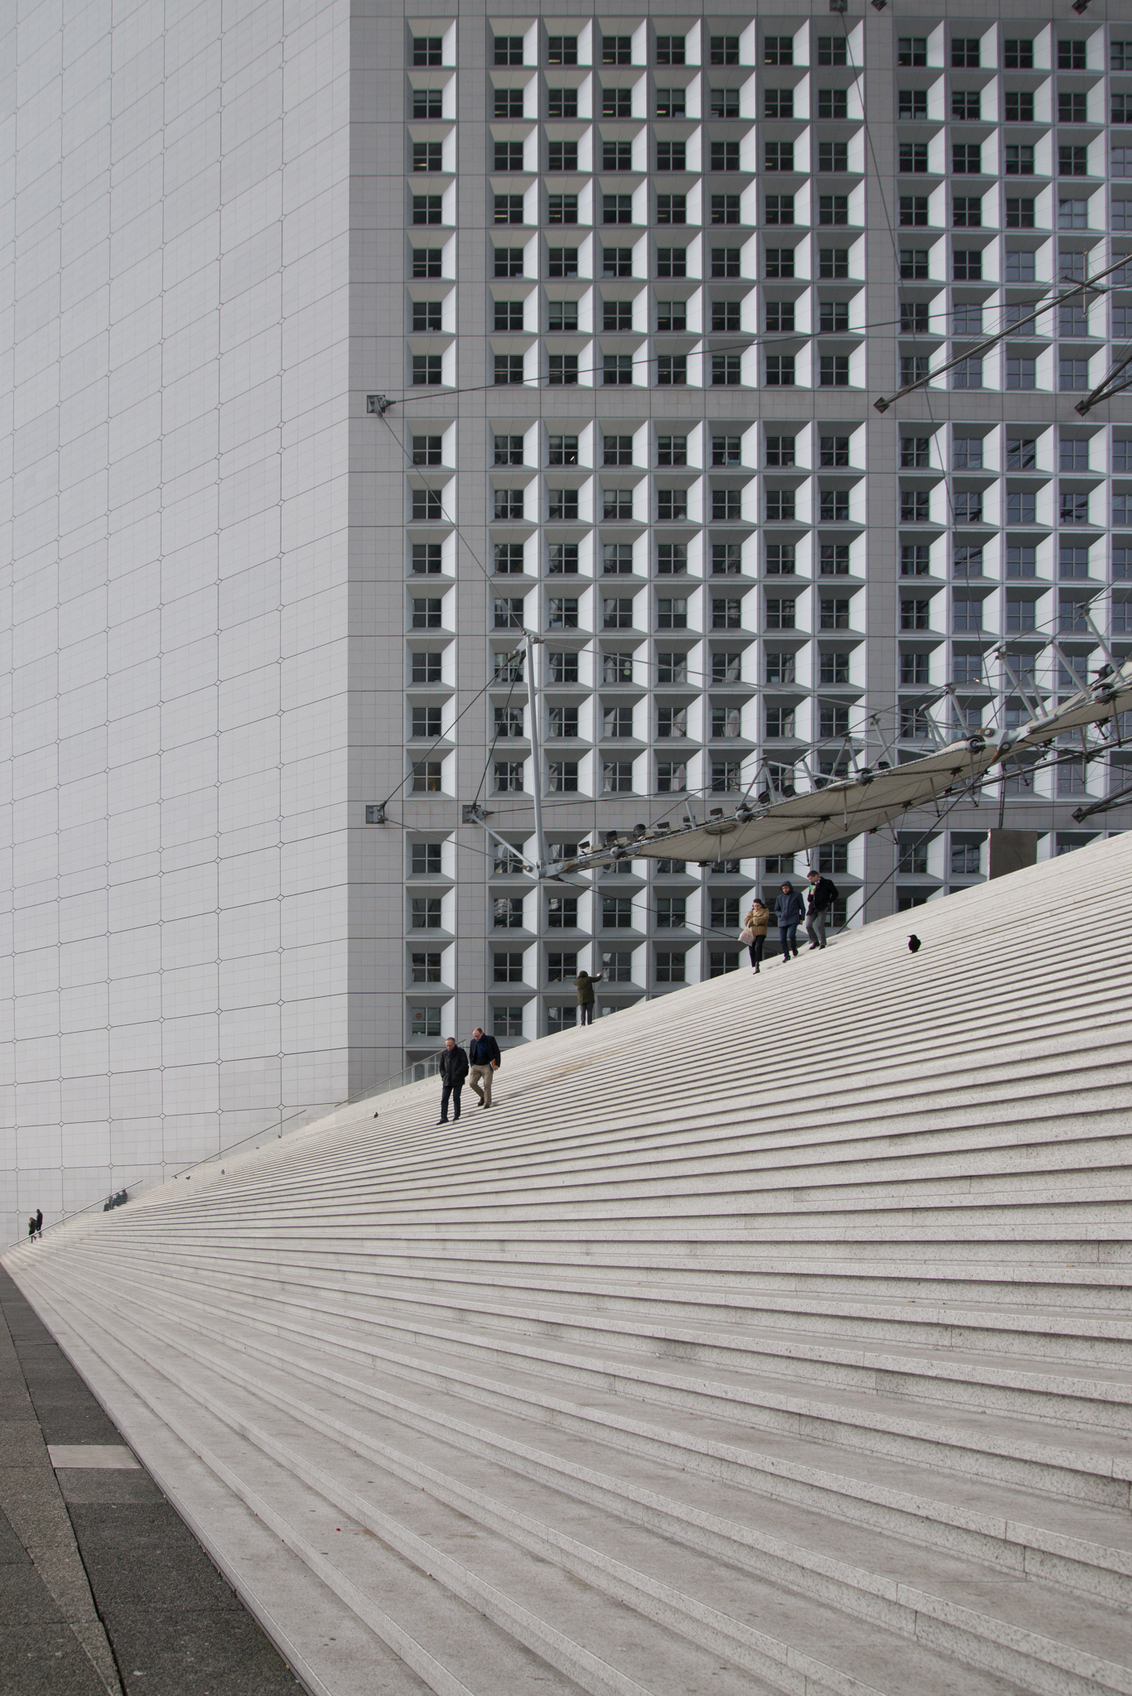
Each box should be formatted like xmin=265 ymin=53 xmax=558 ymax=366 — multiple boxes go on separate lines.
xmin=2 ymin=0 xmax=1130 ymax=1240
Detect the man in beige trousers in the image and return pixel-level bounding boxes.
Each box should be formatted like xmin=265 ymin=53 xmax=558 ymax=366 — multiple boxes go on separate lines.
xmin=468 ymin=1026 xmax=502 ymax=1108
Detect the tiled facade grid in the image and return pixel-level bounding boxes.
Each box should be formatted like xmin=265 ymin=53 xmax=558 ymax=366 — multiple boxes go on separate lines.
xmin=3 ymin=0 xmax=1132 ymax=1243
xmin=2 ymin=0 xmax=355 ymax=1246
xmin=353 ymin=7 xmax=1132 ymax=1069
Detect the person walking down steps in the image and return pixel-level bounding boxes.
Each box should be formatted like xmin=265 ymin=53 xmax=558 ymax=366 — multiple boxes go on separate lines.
xmin=573 ymin=968 xmax=603 ymax=1026
xmin=437 ymin=1036 xmax=469 ymax=1124
xmin=467 ymin=1026 xmax=501 ymax=1109
xmin=805 ymin=870 xmax=838 ymax=951
xmin=740 ymin=898 xmax=771 ymax=972
xmin=35 ymin=1208 xmax=42 ymax=1238
xmin=775 ymin=883 xmax=805 ymax=963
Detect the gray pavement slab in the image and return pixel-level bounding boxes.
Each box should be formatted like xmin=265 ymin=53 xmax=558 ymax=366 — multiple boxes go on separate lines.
xmin=1 ymin=1554 xmax=77 ymax=1624
xmin=57 ymin=1472 xmax=165 ymax=1507
xmin=0 ymin=1623 xmax=110 ymax=1696
xmin=0 ymin=1268 xmax=304 ymax=1696
xmin=65 ymin=1503 xmax=246 ymax=1613
xmin=94 ymin=1604 xmax=314 ymax=1696
xmin=0 ymin=1507 xmax=27 ymax=1564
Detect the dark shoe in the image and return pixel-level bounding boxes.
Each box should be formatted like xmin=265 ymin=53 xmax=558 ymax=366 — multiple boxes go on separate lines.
xmin=809 ymin=944 xmax=820 ymax=951
xmin=436 ymin=1119 xmax=448 ymax=1125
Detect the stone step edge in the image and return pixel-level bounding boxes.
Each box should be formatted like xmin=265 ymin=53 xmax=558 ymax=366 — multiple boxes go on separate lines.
xmin=119 ymin=1084 xmax=1132 ymax=1203
xmin=102 ymin=1267 xmax=1132 ymax=1615
xmin=73 ymin=1221 xmax=1132 ymax=1251
xmin=92 ymin=1249 xmax=1132 ymax=1414
xmin=74 ymin=1252 xmax=1132 ymax=1468
xmin=94 ymin=1136 xmax=1132 ymax=1227
xmin=71 ymin=1176 xmax=1132 ymax=1232
xmin=94 ymin=1236 xmax=1132 ymax=1289
xmin=101 ymin=1243 xmax=1132 ymax=1345
xmin=51 ymin=1255 xmax=1132 ymax=1522
xmin=34 ymin=1271 xmax=894 ymax=1696
xmin=19 ymin=1214 xmax=1132 ymax=1285
xmin=54 ymin=1267 xmax=1132 ymax=1696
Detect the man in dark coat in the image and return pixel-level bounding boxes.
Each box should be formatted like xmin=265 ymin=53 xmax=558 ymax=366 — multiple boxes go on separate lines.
xmin=774 ymin=883 xmax=805 ymax=962
xmin=468 ymin=1026 xmax=501 ymax=1108
xmin=437 ymin=1036 xmax=469 ymax=1124
xmin=805 ymin=870 xmax=838 ymax=951
xmin=34 ymin=1208 xmax=43 ymax=1237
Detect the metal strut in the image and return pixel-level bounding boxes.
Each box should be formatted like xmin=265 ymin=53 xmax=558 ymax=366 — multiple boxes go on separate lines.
xmin=874 ymin=252 xmax=1131 ymax=413
xmin=1075 ymin=347 xmax=1132 ymax=418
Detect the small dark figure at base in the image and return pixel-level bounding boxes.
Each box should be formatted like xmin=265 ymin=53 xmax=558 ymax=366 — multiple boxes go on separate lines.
xmin=908 ymin=934 xmax=922 ymax=953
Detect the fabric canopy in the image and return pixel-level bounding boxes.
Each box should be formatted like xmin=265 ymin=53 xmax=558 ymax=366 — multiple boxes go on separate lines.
xmin=590 ymin=739 xmax=1001 ymax=866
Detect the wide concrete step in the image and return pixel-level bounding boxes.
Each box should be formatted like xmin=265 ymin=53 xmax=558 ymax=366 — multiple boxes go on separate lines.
xmin=20 ymin=1272 xmax=998 ymax=1696
xmin=53 ymin=1249 xmax=1132 ymax=1511
xmin=86 ymin=1238 xmax=1132 ymax=1357
xmin=66 ymin=1256 xmax=1132 ymax=1583
xmin=29 ymin=1267 xmax=1116 ymax=1696
xmin=98 ymin=1173 xmax=1132 ymax=1233
xmin=76 ymin=1248 xmax=1132 ymax=1434
xmin=107 ymin=1114 xmax=1132 ymax=1222
xmin=112 ymin=1221 xmax=1132 ymax=1262
xmin=127 ymin=1238 xmax=1132 ymax=1306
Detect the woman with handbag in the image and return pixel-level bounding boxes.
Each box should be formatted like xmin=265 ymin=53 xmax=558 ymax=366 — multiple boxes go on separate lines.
xmin=739 ymin=898 xmax=771 ymax=973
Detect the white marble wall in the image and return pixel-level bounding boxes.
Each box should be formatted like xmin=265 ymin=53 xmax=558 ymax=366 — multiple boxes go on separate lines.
xmin=1 ymin=0 xmax=353 ymax=1246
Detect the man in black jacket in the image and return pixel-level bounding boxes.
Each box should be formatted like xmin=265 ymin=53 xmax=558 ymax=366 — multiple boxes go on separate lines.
xmin=805 ymin=870 xmax=838 ymax=950
xmin=437 ymin=1036 xmax=469 ymax=1124
xmin=468 ymin=1026 xmax=501 ymax=1108
xmin=774 ymin=883 xmax=805 ymax=962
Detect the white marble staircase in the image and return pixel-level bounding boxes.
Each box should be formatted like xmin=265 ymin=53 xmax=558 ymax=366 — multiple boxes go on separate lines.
xmin=6 ymin=834 xmax=1132 ymax=1696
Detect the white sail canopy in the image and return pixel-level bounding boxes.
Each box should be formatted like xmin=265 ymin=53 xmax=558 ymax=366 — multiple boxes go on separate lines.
xmin=556 ymin=662 xmax=1132 ymax=874
xmin=574 ymin=739 xmax=1001 ymax=867
xmin=1002 ymin=662 xmax=1132 ymax=756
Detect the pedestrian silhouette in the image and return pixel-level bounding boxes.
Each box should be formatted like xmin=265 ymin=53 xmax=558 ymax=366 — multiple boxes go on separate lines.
xmin=908 ymin=934 xmax=922 ymax=953
xmin=34 ymin=1208 xmax=42 ymax=1237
